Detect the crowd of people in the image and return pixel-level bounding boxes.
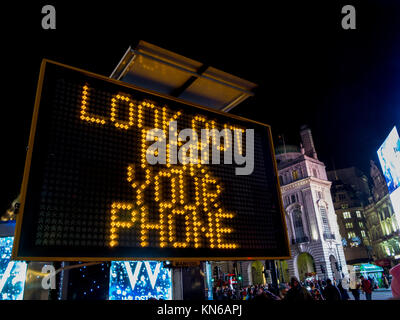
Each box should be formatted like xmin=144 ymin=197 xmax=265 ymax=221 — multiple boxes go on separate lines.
xmin=212 ymin=263 xmax=400 ymax=301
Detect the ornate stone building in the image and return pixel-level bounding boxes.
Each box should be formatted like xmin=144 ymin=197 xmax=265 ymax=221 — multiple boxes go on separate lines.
xmin=273 ymin=126 xmax=348 ymax=283
xmin=364 ymin=161 xmax=400 ymax=271
xmin=211 ymin=127 xmax=349 ymax=287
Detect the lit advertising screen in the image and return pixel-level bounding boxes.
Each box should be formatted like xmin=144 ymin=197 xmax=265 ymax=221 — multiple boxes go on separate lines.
xmin=0 ymin=237 xmax=27 ymax=300
xmin=377 ymin=126 xmax=400 ymax=194
xmin=13 ymin=60 xmax=290 ymax=261
xmin=109 ymin=261 xmax=172 ymax=300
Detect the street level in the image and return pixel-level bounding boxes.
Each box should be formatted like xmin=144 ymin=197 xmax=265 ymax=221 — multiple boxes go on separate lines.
xmin=348 ymin=289 xmax=394 ymax=300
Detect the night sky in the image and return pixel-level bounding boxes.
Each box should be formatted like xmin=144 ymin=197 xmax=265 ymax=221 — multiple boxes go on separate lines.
xmin=1 ymin=1 xmax=399 ymax=214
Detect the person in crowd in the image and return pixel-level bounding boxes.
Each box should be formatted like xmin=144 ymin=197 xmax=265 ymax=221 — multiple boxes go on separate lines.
xmin=389 ymin=263 xmax=400 ymax=299
xmin=309 ymin=282 xmax=324 ymax=300
xmin=337 ymin=280 xmax=350 ymax=300
xmin=284 ymin=277 xmax=313 ymax=301
xmin=322 ymin=278 xmax=342 ymax=301
xmin=368 ymin=276 xmax=376 ymax=290
xmin=360 ymin=276 xmax=373 ymax=300
xmin=349 ymin=275 xmax=361 ymax=300
xmin=278 ymin=282 xmax=289 ymax=299
xmin=214 ymin=286 xmax=223 ymax=300
xmin=241 ymin=287 xmax=248 ymax=300
xmin=383 ymin=274 xmax=389 ymax=289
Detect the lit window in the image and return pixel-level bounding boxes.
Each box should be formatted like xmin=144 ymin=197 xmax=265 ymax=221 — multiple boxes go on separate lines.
xmin=343 ymin=211 xmax=351 ymax=219
xmin=361 ymin=230 xmax=366 ymax=238
xmin=359 ymin=222 xmax=364 ymax=228
xmin=320 ymin=206 xmax=331 ymax=234
xmin=347 ymin=231 xmax=356 ymax=239
xmin=356 ymin=211 xmax=362 ymax=218
xmin=292 ymin=209 xmax=306 ymax=239
xmin=345 ymin=223 xmax=353 ymax=229
xmin=292 ymin=170 xmax=299 ymax=181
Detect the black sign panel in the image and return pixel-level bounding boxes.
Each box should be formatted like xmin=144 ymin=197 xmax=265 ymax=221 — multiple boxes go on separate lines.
xmin=13 ymin=60 xmax=290 ymax=261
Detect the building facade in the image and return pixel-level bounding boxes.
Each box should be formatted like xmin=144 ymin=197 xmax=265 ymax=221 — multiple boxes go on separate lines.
xmin=273 ymin=126 xmax=348 ymax=283
xmin=327 ymin=168 xmax=373 ymax=265
xmin=364 ymin=161 xmax=400 ymax=271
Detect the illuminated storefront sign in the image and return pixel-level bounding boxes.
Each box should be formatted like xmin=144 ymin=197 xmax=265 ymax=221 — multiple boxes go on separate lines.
xmin=13 ymin=60 xmax=290 ymax=261
xmin=109 ymin=261 xmax=172 ymax=300
xmin=0 ymin=237 xmax=27 ymax=300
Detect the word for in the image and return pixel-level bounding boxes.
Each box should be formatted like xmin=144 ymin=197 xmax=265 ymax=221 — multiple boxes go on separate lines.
xmin=146 ymin=123 xmax=254 ymax=175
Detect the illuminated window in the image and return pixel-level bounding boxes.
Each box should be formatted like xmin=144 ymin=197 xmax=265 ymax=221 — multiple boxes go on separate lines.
xmin=292 ymin=170 xmax=299 ymax=181
xmin=343 ymin=211 xmax=351 ymax=219
xmin=320 ymin=206 xmax=331 ymax=234
xmin=359 ymin=222 xmax=364 ymax=228
xmin=345 ymin=222 xmax=353 ymax=229
xmin=347 ymin=231 xmax=356 ymax=239
xmin=356 ymin=211 xmax=362 ymax=218
xmin=292 ymin=208 xmax=306 ymax=239
xmin=361 ymin=230 xmax=366 ymax=238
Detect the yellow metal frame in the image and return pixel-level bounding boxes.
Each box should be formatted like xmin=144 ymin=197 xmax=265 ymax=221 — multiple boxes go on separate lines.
xmin=12 ymin=59 xmax=291 ymax=262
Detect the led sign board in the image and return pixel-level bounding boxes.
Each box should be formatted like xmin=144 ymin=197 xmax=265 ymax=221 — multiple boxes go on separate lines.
xmin=13 ymin=60 xmax=290 ymax=261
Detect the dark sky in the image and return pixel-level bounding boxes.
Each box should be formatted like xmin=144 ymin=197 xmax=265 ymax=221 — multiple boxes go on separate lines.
xmin=1 ymin=1 xmax=400 ymax=213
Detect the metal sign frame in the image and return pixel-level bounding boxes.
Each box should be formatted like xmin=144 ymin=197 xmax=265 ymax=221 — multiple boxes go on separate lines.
xmin=12 ymin=59 xmax=290 ymax=262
